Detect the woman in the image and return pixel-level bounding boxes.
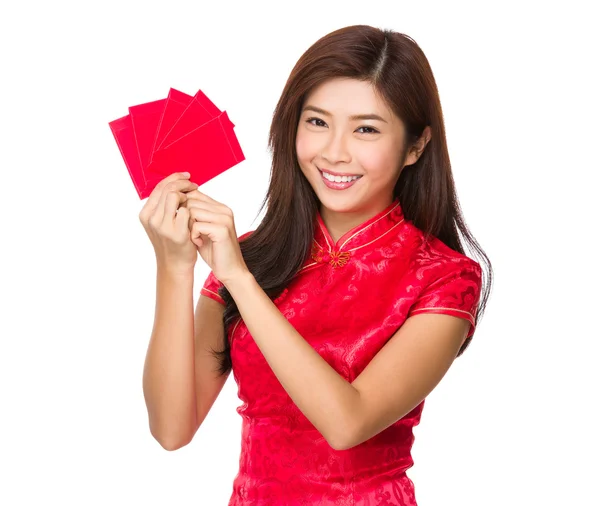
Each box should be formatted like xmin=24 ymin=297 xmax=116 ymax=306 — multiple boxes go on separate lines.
xmin=140 ymin=24 xmax=492 ymax=505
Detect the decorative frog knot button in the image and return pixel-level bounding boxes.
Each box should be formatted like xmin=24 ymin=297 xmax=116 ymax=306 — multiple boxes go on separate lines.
xmin=329 ymin=250 xmax=351 ymax=267
xmin=311 ymin=243 xmax=351 ymax=268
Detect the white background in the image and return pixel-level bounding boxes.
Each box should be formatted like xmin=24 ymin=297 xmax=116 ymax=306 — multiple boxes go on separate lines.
xmin=1 ymin=1 xmax=598 ymax=504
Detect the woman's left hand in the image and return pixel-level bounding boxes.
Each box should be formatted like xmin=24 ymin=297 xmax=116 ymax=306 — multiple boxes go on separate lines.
xmin=181 ymin=189 xmax=250 ymax=286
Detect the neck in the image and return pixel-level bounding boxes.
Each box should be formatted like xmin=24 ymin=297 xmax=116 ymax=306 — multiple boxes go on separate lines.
xmin=319 ymin=195 xmax=396 ymax=244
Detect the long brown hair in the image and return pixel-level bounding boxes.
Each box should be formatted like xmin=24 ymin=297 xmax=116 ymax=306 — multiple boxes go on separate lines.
xmin=210 ymin=25 xmax=493 ymax=376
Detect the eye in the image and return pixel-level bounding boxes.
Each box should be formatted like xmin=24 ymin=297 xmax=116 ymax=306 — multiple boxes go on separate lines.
xmin=306 ymin=117 xmax=327 ymax=127
xmin=305 ymin=117 xmax=380 ymax=135
xmin=357 ymin=126 xmax=380 ymax=134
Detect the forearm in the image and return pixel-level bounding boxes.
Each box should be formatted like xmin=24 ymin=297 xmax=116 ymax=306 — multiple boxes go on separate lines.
xmin=224 ymin=272 xmax=360 ymax=450
xmin=143 ymin=264 xmax=196 ymax=449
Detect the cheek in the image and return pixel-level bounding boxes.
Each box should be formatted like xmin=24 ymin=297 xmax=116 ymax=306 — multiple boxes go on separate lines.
xmin=357 ymin=145 xmax=399 ymax=180
xmin=295 ymin=131 xmax=313 ymax=162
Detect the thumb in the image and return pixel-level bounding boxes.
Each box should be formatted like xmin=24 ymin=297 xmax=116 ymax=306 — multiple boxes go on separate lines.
xmin=191 ymin=234 xmax=203 ymax=249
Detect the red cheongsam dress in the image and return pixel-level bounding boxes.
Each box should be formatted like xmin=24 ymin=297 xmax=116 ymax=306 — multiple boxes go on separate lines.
xmin=200 ymin=197 xmax=483 ymax=506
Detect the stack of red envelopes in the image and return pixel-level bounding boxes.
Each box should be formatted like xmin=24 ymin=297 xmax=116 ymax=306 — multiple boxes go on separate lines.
xmin=109 ymin=88 xmax=245 ymax=199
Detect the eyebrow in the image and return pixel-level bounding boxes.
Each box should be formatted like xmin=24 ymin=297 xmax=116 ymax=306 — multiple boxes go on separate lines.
xmin=301 ymin=105 xmax=388 ymax=123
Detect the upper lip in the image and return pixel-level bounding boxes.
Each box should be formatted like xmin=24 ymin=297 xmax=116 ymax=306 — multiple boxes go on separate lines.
xmin=319 ymin=167 xmax=362 ymax=177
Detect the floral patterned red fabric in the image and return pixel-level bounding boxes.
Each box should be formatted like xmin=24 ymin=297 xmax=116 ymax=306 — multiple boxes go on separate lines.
xmin=201 ymin=197 xmax=482 ymax=505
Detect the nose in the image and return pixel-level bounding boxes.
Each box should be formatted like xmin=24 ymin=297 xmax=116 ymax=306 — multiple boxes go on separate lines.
xmin=321 ymin=130 xmax=351 ymax=165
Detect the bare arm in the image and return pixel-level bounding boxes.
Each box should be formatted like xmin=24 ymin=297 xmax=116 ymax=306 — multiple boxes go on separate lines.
xmin=142 ymin=262 xmax=230 ymax=451
xmin=192 ymin=294 xmax=230 ymax=432
xmin=142 ymin=265 xmax=196 ymax=450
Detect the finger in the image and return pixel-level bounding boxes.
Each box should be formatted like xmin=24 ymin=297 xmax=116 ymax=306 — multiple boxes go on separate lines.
xmin=184 ymin=190 xmax=231 ymax=215
xmin=148 ymin=175 xmax=197 ymax=209
xmin=154 ymin=180 xmax=197 ymax=221
xmin=188 ymin=207 xmax=230 ymax=226
xmin=150 ymin=172 xmax=190 ymax=199
xmin=185 ymin=189 xmax=218 ymax=205
xmin=183 ymin=198 xmax=213 ymax=211
xmin=181 ymin=187 xmax=203 ymax=207
xmin=180 ymin=189 xmax=201 ymax=207
xmin=182 ymin=189 xmax=208 ymax=203
xmin=183 ymin=198 xmax=212 ymax=229
xmin=183 ymin=196 xmax=223 ymax=215
xmin=163 ymin=190 xmax=188 ymax=225
xmin=180 ymin=187 xmax=206 ymax=207
xmin=183 ymin=186 xmax=201 ymax=195
xmin=190 ymin=220 xmax=224 ymax=244
xmin=181 ymin=195 xmax=212 ymax=227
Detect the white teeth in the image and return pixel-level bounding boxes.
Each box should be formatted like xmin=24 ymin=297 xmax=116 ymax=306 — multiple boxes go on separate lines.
xmin=321 ymin=171 xmax=361 ymax=183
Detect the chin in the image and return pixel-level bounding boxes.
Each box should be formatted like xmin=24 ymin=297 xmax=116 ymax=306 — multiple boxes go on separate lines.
xmin=316 ymin=191 xmax=364 ymax=214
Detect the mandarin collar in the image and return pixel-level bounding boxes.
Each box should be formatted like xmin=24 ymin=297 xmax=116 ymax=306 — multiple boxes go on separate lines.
xmin=313 ymin=197 xmax=405 ymax=254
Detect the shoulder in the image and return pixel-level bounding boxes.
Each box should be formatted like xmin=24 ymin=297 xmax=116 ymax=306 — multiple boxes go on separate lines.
xmin=402 ymin=226 xmax=483 ymax=339
xmin=405 ymin=223 xmax=481 ymax=284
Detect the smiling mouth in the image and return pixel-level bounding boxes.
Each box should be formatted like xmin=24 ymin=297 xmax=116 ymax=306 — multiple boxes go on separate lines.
xmin=318 ymin=168 xmax=363 ymax=181
xmin=317 ymin=168 xmax=363 ymax=190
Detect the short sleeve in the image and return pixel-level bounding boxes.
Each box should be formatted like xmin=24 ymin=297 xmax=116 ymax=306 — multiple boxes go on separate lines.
xmin=408 ymin=259 xmax=483 ymax=339
xmin=200 ymin=270 xmax=225 ymax=304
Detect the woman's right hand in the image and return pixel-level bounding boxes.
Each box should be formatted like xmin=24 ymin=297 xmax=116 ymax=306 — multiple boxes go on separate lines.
xmin=138 ymin=172 xmax=199 ymax=272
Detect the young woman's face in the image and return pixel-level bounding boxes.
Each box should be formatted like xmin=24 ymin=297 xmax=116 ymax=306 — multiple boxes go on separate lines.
xmin=296 ymin=77 xmax=408 ymax=215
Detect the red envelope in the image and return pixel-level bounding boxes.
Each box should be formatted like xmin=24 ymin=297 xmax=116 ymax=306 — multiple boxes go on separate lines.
xmin=110 ymin=87 xmax=243 ymax=199
xmin=155 ymin=88 xmax=225 ymax=152
xmin=144 ymin=110 xmax=244 ymax=190
xmin=109 ymin=114 xmax=146 ymax=199
xmin=152 ymin=88 xmax=193 ymax=154
xmin=129 ymin=98 xmax=167 ymax=171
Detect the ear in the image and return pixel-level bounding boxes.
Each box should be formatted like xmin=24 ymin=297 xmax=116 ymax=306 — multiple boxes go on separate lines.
xmin=404 ymin=126 xmax=432 ymax=166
